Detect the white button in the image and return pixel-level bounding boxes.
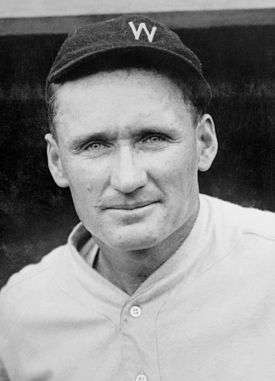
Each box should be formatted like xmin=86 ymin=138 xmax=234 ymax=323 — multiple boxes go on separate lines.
xmin=130 ymin=305 xmax=142 ymax=318
xmin=136 ymin=374 xmax=147 ymax=381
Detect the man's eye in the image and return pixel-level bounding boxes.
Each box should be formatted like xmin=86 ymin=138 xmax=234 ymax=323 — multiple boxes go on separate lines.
xmin=141 ymin=134 xmax=167 ymax=144
xmin=83 ymin=142 xmax=107 ymax=151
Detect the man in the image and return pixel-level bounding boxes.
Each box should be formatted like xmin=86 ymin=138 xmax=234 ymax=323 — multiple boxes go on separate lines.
xmin=0 ymin=15 xmax=274 ymax=381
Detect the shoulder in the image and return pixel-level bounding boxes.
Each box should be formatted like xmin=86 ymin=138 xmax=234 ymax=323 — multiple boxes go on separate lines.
xmin=0 ymin=244 xmax=68 ymax=313
xmin=0 ymin=244 xmax=74 ymax=357
xmin=200 ymin=194 xmax=275 ymax=241
xmin=199 ymin=195 xmax=275 ymax=286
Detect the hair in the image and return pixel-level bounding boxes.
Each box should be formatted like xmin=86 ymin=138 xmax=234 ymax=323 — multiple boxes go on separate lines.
xmin=46 ymin=51 xmax=211 ymax=137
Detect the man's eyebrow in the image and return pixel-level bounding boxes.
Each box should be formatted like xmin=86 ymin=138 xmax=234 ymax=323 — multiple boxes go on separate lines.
xmin=132 ymin=125 xmax=177 ymax=138
xmin=69 ymin=125 xmax=177 ymax=149
xmin=134 ymin=126 xmax=171 ymax=134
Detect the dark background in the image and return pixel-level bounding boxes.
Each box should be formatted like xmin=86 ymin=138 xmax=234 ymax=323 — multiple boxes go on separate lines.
xmin=0 ymin=25 xmax=274 ymax=288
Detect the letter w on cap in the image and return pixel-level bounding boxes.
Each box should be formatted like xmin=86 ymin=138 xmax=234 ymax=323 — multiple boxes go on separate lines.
xmin=128 ymin=21 xmax=157 ymax=43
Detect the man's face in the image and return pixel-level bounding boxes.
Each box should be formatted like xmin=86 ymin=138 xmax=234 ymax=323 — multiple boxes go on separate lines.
xmin=47 ymin=69 xmax=215 ymax=251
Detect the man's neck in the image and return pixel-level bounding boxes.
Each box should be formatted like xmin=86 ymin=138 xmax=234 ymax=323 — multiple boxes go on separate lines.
xmin=93 ymin=205 xmax=199 ymax=295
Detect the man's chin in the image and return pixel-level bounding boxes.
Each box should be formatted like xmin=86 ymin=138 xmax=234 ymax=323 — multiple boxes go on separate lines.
xmin=102 ymin=227 xmax=162 ymax=251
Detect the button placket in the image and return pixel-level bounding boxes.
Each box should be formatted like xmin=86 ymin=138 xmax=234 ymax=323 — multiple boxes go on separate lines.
xmin=120 ymin=300 xmax=154 ymax=380
xmin=130 ymin=305 xmax=142 ymax=318
xmin=135 ymin=373 xmax=147 ymax=381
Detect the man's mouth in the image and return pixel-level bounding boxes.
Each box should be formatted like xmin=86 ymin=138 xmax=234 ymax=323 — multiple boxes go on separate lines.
xmin=103 ymin=201 xmax=159 ymax=210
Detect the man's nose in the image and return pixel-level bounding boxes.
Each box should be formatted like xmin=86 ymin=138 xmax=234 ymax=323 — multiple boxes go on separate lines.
xmin=110 ymin=145 xmax=147 ymax=194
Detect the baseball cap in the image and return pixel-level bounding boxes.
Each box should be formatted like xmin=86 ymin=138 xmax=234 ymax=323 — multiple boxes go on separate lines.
xmin=46 ymin=14 xmax=211 ymax=106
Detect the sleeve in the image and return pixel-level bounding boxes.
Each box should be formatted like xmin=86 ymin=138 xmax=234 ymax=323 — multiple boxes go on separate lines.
xmin=0 ymin=295 xmax=11 ymax=380
xmin=0 ymin=360 xmax=10 ymax=381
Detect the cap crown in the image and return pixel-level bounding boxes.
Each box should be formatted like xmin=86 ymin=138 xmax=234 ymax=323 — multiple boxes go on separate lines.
xmin=48 ymin=15 xmax=203 ymax=83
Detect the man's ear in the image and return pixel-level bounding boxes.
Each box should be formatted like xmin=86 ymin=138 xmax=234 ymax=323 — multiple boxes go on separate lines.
xmin=196 ymin=114 xmax=218 ymax=172
xmin=45 ymin=133 xmax=69 ymax=188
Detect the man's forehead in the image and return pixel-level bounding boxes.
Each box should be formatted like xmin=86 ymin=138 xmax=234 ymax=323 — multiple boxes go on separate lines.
xmin=56 ymin=67 xmax=182 ymax=98
xmin=53 ymin=69 xmax=194 ymax=142
xmin=54 ymin=68 xmax=189 ymax=123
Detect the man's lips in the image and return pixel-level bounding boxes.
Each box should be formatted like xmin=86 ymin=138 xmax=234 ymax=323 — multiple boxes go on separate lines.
xmin=101 ymin=200 xmax=159 ymax=210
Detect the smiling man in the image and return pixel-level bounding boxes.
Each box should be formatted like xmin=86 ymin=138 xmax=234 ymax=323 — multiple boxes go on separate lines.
xmin=45 ymin=67 xmax=215 ymax=295
xmin=0 ymin=15 xmax=275 ymax=381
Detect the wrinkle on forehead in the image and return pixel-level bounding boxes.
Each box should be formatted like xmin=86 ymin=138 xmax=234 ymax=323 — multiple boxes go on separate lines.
xmin=57 ymin=68 xmax=185 ymax=104
xmin=54 ymin=68 xmax=194 ymax=135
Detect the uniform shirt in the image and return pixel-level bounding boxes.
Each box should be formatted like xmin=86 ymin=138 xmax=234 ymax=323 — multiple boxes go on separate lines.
xmin=0 ymin=194 xmax=275 ymax=381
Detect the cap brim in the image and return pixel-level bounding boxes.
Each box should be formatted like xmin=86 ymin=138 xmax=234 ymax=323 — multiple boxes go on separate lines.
xmin=47 ymin=44 xmax=211 ymax=105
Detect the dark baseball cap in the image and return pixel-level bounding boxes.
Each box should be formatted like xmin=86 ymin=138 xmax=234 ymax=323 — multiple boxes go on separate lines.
xmin=46 ymin=14 xmax=211 ymax=105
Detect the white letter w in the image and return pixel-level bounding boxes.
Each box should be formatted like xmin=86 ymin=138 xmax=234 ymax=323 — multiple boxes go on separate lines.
xmin=128 ymin=21 xmax=157 ymax=43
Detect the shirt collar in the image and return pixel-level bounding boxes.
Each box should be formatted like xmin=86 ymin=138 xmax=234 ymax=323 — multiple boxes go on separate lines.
xmin=67 ymin=194 xmax=215 ymax=299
